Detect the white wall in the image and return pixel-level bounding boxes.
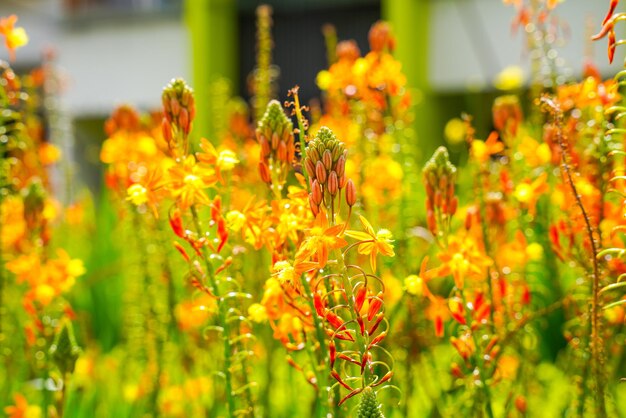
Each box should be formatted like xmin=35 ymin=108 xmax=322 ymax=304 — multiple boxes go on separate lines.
xmin=0 ymin=0 xmax=189 ymax=116
xmin=0 ymin=0 xmax=619 ymax=116
xmin=431 ymin=0 xmax=619 ymax=90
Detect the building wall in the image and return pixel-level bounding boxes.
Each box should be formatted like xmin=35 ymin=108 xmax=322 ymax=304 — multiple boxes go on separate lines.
xmin=0 ymin=0 xmax=619 ymax=116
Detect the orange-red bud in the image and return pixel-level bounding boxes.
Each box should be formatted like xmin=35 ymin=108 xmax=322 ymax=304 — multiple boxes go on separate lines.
xmin=327 ymin=171 xmax=339 ymax=196
xmin=259 ymin=161 xmax=271 ymax=183
xmin=345 ymin=179 xmax=357 ymax=206
xmin=315 ymin=161 xmax=327 ymax=183
xmin=367 ymin=292 xmax=384 ymax=321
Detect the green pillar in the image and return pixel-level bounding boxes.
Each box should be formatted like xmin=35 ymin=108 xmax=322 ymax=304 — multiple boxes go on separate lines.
xmin=185 ymin=0 xmax=238 ymax=140
xmin=383 ymin=0 xmax=438 ymax=162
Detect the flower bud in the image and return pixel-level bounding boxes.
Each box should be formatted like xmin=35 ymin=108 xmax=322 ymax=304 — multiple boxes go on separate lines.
xmin=179 ymin=108 xmax=190 ymax=134
xmin=315 ymin=161 xmax=327 ymax=184
xmin=311 ymin=180 xmax=323 ymax=205
xmin=170 ymin=97 xmax=181 ymax=117
xmin=309 ymin=195 xmax=320 ymax=216
xmin=304 ymin=158 xmax=316 ymax=178
xmin=335 ymin=155 xmax=346 ymax=178
xmin=260 ymin=136 xmax=271 ymax=158
xmin=161 ymin=118 xmax=172 ymax=143
xmin=327 ymin=171 xmax=339 ymax=196
xmin=345 ymin=179 xmax=357 ymax=206
xmin=259 ymin=161 xmax=271 ymax=183
xmin=277 ymin=140 xmax=288 ymax=162
xmin=322 ymin=150 xmax=333 ymax=170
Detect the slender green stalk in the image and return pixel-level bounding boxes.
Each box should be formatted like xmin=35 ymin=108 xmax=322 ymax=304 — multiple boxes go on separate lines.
xmin=549 ymin=104 xmax=606 ymax=417
xmin=300 ymin=272 xmax=329 ymax=418
xmin=190 ymin=205 xmax=237 ymax=418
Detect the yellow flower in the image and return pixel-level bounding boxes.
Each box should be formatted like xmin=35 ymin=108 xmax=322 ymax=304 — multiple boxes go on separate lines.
xmin=297 ymin=211 xmax=348 ymax=269
xmin=4 ymin=394 xmax=41 ymax=418
xmin=345 ymin=215 xmax=395 ymax=271
xmin=0 ymin=15 xmax=28 ymax=61
xmin=167 ymin=156 xmax=216 ymax=209
xmin=126 ymin=184 xmax=148 ymax=206
xmin=493 ymin=65 xmax=524 ymax=91
xmin=404 ymin=274 xmax=423 ymax=296
xmin=526 ymin=243 xmax=544 ymax=261
xmin=444 ymin=118 xmax=467 ymax=145
xmin=248 ymin=303 xmax=268 ymax=323
xmin=316 ymin=70 xmax=332 ymax=90
xmin=217 ymin=149 xmax=239 ymax=171
xmin=272 ymin=260 xmax=296 ymax=284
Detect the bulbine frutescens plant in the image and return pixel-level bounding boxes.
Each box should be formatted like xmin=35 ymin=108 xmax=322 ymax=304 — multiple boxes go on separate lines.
xmin=297 ymin=126 xmax=396 ymax=415
xmin=102 ymin=79 xmax=257 ymax=417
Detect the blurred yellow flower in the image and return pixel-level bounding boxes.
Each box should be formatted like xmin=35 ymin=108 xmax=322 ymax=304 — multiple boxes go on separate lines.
xmin=126 ymin=184 xmax=148 ymax=206
xmin=494 ymin=65 xmax=525 ymax=91
xmin=0 ymin=15 xmax=28 ymax=61
xmin=248 ymin=303 xmax=268 ymax=323
xmin=404 ymin=274 xmax=423 ymax=296
xmin=444 ymin=118 xmax=467 ymax=145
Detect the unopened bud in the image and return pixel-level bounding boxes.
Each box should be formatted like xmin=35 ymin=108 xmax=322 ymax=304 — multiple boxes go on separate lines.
xmin=345 ymin=179 xmax=357 ymax=206
xmin=260 ymin=136 xmax=271 ymax=158
xmin=322 ymin=150 xmax=332 ymax=170
xmin=315 ymin=161 xmax=327 ymax=184
xmin=162 ymin=118 xmax=172 ymax=143
xmin=179 ymin=108 xmax=190 ymax=134
xmin=309 ymin=196 xmax=320 ymax=216
xmin=335 ymin=156 xmax=346 ymax=178
xmin=304 ymin=158 xmax=316 ymax=178
xmin=311 ymin=180 xmax=323 ymax=205
xmin=327 ymin=171 xmax=339 ymax=196
xmin=259 ymin=161 xmax=271 ymax=183
xmin=277 ymin=140 xmax=288 ymax=161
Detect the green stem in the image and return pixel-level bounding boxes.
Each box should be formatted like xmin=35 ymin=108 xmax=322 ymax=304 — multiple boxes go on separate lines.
xmin=300 ymin=272 xmax=329 ymax=417
xmin=459 ymin=290 xmax=494 ymax=418
xmin=552 ymin=107 xmax=606 ymax=417
xmin=190 ymin=205 xmax=237 ymax=418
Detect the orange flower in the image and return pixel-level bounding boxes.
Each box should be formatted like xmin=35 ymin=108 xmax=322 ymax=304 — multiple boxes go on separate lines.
xmin=345 ymin=215 xmax=395 ymax=271
xmin=0 ymin=15 xmax=28 ymax=61
xmin=167 ymin=156 xmax=216 ymax=209
xmin=4 ymin=394 xmax=41 ymax=418
xmin=195 ymin=138 xmax=239 ymax=182
xmin=471 ymin=132 xmax=504 ymax=164
xmin=514 ymin=172 xmax=549 ymax=215
xmin=297 ymin=211 xmax=347 ymax=269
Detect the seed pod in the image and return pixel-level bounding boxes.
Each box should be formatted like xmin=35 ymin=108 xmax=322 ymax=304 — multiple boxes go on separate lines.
xmin=315 ymin=161 xmax=327 ymax=184
xmin=327 ymin=171 xmax=339 ymax=196
xmin=346 ymin=179 xmax=357 ymax=206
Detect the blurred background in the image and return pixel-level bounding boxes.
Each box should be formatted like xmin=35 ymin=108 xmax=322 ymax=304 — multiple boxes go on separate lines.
xmin=0 ymin=0 xmax=619 ymax=192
